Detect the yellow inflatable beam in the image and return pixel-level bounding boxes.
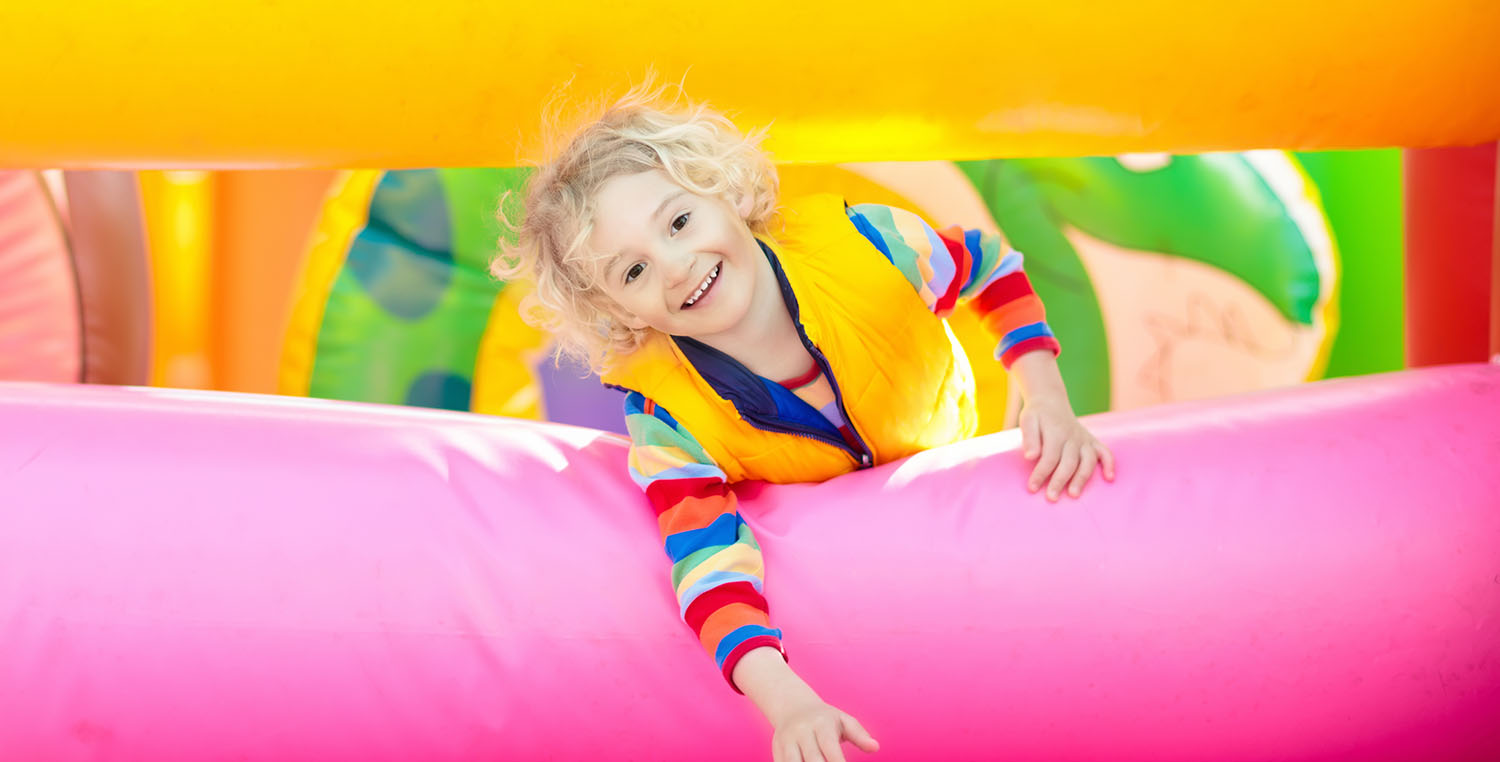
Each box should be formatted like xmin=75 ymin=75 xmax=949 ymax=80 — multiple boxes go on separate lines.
xmin=2 ymin=1 xmax=1497 ymax=168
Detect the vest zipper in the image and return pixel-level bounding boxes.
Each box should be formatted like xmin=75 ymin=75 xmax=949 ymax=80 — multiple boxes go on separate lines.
xmin=740 ymin=410 xmax=867 ymax=466
xmin=692 ymin=238 xmax=877 ymax=470
xmin=763 ymin=243 xmax=875 ymax=470
xmin=797 ymin=340 xmax=874 ymax=468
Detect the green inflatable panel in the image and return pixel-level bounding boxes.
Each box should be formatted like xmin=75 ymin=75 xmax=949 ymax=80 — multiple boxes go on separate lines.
xmin=961 ymin=153 xmax=1336 ymax=414
xmin=306 ymin=168 xmax=531 ymax=410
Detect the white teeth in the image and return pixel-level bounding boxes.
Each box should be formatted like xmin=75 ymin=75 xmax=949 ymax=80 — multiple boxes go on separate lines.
xmin=684 ymin=264 xmax=719 ymax=307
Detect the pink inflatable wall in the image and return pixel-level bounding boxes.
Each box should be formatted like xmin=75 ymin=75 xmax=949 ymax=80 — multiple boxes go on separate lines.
xmin=1 ymin=365 xmax=1497 ymax=761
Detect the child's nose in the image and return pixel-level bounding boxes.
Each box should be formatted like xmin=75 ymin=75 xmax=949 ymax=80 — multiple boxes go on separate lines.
xmin=661 ymin=250 xmax=695 ymax=287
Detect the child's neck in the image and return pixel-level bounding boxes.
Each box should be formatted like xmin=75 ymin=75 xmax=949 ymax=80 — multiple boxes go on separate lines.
xmin=720 ymin=308 xmax=813 ymax=383
xmin=695 ymin=250 xmax=815 ymax=383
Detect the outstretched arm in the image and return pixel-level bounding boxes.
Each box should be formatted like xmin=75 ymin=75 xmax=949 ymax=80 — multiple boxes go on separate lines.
xmin=624 ymin=391 xmax=780 ymax=685
xmin=623 ymin=392 xmax=879 ymax=760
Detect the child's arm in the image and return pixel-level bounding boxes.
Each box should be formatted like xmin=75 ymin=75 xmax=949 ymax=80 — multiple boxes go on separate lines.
xmin=624 ymin=392 xmax=879 ymax=760
xmin=848 ymin=204 xmax=1114 ymax=499
xmin=623 ymin=392 xmax=782 ymax=686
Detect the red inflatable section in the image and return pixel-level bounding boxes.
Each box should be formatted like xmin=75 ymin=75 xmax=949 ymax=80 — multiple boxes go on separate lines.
xmin=1404 ymin=144 xmax=1497 ymax=366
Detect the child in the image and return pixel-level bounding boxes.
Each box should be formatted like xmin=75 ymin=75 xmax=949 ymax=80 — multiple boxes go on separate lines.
xmin=494 ymin=88 xmax=1114 ymax=762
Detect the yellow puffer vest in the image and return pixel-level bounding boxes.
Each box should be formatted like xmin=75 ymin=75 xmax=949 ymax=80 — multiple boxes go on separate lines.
xmin=601 ymin=194 xmax=977 ymax=484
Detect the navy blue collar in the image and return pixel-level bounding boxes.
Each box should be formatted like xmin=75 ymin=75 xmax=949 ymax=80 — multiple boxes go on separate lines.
xmin=669 ymin=238 xmax=798 ymax=418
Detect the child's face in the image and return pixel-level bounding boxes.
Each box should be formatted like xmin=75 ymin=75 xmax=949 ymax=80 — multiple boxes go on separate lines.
xmin=589 ymin=169 xmax=768 ymax=346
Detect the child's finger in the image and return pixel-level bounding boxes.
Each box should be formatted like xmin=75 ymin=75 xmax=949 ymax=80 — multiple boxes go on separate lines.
xmin=839 ymin=711 xmax=880 ymax=753
xmin=1068 ymin=446 xmax=1097 ymax=498
xmin=1020 ymin=410 xmax=1041 ymax=460
xmin=799 ymin=737 xmax=827 ymax=762
xmin=1027 ymin=437 xmax=1061 ymax=493
xmin=1046 ymin=441 xmax=1081 ymax=501
xmin=815 ymin=727 xmax=848 ymax=762
xmin=1098 ymin=440 xmax=1116 ymax=481
xmin=780 ymin=739 xmax=804 ymax=762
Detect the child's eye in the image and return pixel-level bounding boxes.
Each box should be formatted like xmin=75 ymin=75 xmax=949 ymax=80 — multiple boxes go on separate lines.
xmin=670 ymin=213 xmax=689 ymax=234
xmin=625 ymin=263 xmax=645 ymax=283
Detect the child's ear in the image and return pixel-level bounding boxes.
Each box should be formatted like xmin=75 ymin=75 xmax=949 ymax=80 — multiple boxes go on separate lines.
xmin=602 ymin=299 xmax=649 ymax=331
xmin=736 ymin=189 xmax=754 ymax=221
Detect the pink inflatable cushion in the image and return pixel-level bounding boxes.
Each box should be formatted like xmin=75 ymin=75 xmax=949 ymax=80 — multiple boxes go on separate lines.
xmin=1 ymin=365 xmax=1497 ymax=761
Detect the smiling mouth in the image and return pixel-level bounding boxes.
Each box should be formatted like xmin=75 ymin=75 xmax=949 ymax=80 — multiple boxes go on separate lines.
xmin=681 ymin=263 xmax=721 ymax=309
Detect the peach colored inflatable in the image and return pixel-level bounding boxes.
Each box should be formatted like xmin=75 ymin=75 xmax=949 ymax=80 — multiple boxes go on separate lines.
xmin=0 ymin=171 xmax=79 ymax=382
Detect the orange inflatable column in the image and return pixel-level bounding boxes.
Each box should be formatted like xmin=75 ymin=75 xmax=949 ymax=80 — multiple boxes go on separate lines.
xmin=1403 ymin=144 xmax=1497 ymax=367
xmin=138 ymin=171 xmax=215 ymax=388
xmin=211 ymin=171 xmax=338 ymax=394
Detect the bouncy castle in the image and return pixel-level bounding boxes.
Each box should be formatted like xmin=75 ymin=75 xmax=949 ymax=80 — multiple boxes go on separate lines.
xmin=1 ymin=1 xmax=1498 ymax=760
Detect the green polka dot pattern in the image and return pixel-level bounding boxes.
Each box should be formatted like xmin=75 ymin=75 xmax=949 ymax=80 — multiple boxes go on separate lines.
xmin=306 ymin=168 xmax=532 ymax=410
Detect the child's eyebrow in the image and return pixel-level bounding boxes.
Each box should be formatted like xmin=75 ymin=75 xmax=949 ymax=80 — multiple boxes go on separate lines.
xmin=651 ymin=191 xmax=688 ymax=223
xmin=604 ymin=191 xmax=690 ymax=280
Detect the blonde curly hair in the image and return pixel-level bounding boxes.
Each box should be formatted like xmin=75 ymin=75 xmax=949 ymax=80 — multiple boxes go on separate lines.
xmin=492 ymin=84 xmax=779 ymax=373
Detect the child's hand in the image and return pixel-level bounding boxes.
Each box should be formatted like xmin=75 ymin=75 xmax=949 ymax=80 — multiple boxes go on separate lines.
xmin=1019 ymin=394 xmax=1115 ymax=501
xmin=767 ymin=694 xmax=878 ymax=762
xmin=734 ymin=647 xmax=879 ymax=762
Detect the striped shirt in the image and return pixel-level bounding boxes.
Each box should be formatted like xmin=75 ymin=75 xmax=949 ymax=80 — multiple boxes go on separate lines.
xmin=624 ymin=203 xmax=1060 ymax=690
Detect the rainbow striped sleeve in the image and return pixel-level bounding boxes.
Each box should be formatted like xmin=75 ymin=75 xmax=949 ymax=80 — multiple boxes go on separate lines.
xmin=848 ymin=203 xmax=1061 ymax=368
xmin=623 ymin=391 xmax=785 ymax=691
